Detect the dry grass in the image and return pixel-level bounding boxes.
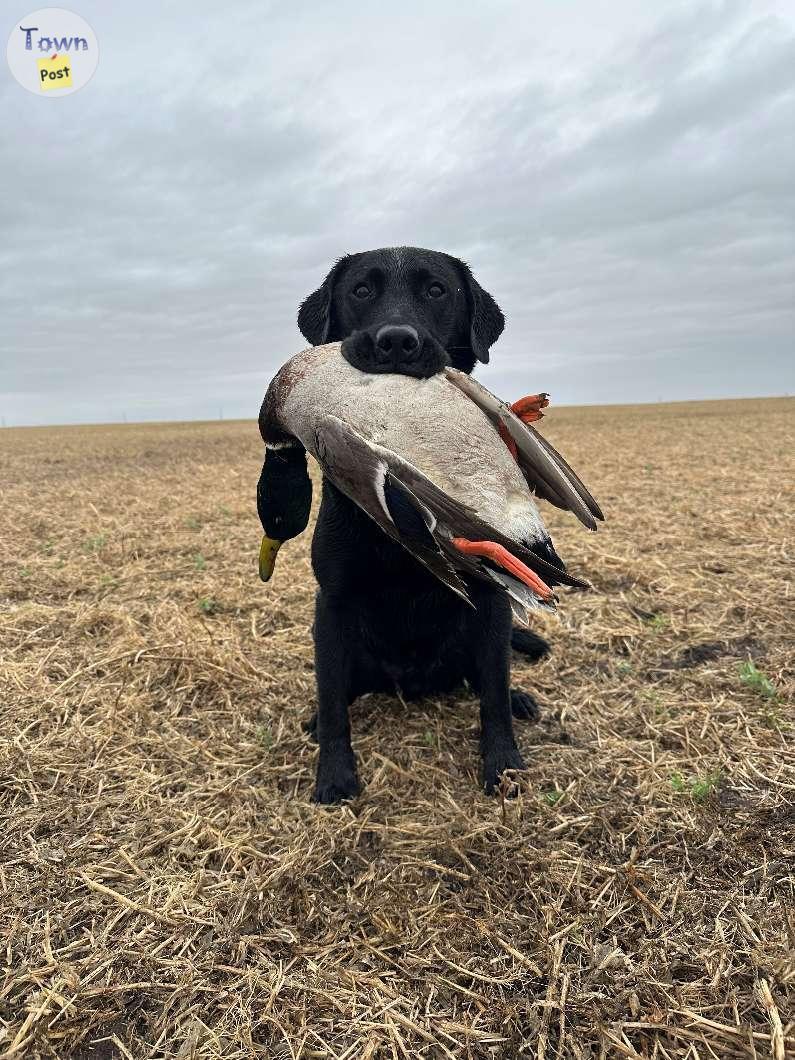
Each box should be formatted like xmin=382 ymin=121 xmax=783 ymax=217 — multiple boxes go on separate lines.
xmin=1 ymin=397 xmax=793 ymax=1059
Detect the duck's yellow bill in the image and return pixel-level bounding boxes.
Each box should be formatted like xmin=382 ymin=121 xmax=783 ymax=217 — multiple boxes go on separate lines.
xmin=259 ymin=536 xmax=283 ymax=582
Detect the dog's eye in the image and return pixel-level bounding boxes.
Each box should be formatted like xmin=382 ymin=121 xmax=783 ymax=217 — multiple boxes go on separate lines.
xmin=352 ymin=283 xmax=371 ymax=299
xmin=427 ymin=282 xmax=445 ymax=299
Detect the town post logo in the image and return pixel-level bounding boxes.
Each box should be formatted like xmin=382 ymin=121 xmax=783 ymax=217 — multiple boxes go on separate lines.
xmin=37 ymin=53 xmax=73 ymax=90
xmin=7 ymin=8 xmax=99 ymax=96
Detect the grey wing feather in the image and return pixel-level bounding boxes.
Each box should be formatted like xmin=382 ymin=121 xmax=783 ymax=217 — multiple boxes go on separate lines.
xmin=524 ymin=427 xmax=604 ymax=522
xmin=443 ymin=368 xmax=604 ymax=530
xmin=312 ymin=415 xmax=473 ymax=605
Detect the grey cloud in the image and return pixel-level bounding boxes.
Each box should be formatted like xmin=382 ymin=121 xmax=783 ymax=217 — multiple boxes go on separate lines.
xmin=1 ymin=0 xmax=793 ymax=425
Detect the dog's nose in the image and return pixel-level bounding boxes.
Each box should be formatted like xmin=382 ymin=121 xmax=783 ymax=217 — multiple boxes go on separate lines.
xmin=375 ymin=325 xmax=420 ymax=364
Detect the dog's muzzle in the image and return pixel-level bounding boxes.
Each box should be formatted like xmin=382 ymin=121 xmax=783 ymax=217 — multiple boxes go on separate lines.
xmin=341 ymin=327 xmax=449 ymax=379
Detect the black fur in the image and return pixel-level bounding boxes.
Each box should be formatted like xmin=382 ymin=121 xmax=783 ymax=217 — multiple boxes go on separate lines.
xmin=286 ymin=247 xmax=550 ymax=802
xmin=510 ymin=627 xmax=551 ymax=662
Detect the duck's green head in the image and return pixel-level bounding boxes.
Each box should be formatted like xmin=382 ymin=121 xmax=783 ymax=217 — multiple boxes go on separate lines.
xmin=257 ymin=446 xmax=312 ymax=581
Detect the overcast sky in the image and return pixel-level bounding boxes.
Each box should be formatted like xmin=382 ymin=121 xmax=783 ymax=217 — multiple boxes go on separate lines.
xmin=2 ymin=0 xmax=794 ymax=426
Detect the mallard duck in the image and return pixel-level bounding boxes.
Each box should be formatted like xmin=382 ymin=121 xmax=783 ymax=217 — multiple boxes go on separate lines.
xmin=257 ymin=342 xmax=602 ymax=621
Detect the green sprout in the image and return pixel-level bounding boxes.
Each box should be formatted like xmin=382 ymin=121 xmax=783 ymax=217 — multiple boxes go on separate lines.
xmin=739 ymin=661 xmax=777 ymax=700
xmin=256 ymin=724 xmax=274 ymax=750
xmin=670 ymin=772 xmax=686 ymax=793
xmin=670 ymin=769 xmax=721 ymax=802
xmin=83 ymin=533 xmax=107 ymax=552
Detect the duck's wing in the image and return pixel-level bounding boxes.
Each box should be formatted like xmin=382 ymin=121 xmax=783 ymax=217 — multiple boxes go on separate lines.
xmin=443 ymin=368 xmax=604 ymax=531
xmin=312 ymin=414 xmax=471 ymax=604
xmin=312 ymin=415 xmax=587 ymax=616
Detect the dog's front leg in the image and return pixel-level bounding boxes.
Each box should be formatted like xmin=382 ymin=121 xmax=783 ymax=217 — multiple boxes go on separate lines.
xmin=470 ymin=587 xmax=527 ymax=794
xmin=312 ymin=591 xmax=361 ymax=804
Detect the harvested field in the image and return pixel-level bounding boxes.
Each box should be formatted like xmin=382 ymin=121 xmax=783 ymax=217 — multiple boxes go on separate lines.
xmin=1 ymin=397 xmax=793 ymax=1058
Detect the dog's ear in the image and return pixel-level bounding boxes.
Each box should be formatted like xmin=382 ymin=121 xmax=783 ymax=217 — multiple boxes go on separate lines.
xmin=297 ymin=256 xmax=351 ymax=345
xmin=454 ymin=259 xmax=505 ymax=364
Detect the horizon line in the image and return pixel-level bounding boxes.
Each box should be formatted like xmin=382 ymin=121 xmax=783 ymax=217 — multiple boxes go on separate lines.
xmin=1 ymin=393 xmax=792 ymax=431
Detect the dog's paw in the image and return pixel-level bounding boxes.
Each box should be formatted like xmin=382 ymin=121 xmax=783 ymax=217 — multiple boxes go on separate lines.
xmin=314 ymin=771 xmax=361 ymax=804
xmin=510 ymin=688 xmax=541 ymax=721
xmin=482 ymin=743 xmax=526 ymax=797
xmin=313 ymin=752 xmax=360 ymax=804
xmin=303 ymin=711 xmax=318 ymax=742
xmin=510 ymin=627 xmax=551 ymax=662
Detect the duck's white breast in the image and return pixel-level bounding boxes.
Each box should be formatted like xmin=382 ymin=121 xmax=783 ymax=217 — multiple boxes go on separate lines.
xmin=278 ymin=343 xmax=548 ymax=545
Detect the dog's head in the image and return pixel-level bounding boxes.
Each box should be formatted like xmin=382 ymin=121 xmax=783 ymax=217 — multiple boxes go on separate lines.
xmin=297 ymin=247 xmax=504 ymax=378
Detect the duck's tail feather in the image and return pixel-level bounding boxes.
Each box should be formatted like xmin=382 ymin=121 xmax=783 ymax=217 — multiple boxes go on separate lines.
xmin=485 ymin=567 xmax=557 ymax=624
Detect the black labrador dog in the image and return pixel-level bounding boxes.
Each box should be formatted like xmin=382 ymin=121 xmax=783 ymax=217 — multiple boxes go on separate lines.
xmin=258 ymin=247 xmax=556 ymax=803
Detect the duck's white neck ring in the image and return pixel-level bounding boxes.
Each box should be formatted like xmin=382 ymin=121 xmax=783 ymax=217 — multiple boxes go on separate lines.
xmin=266 ymin=439 xmax=302 ymax=452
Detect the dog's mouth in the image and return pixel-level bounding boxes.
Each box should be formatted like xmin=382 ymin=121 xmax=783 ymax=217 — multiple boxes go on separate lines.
xmin=341 ymin=329 xmax=450 ymax=380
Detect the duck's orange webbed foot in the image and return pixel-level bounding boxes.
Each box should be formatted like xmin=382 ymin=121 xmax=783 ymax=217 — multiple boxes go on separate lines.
xmin=511 ymin=393 xmax=549 ymax=424
xmin=497 ymin=393 xmax=550 ymax=460
xmin=451 ymin=537 xmax=554 ymax=601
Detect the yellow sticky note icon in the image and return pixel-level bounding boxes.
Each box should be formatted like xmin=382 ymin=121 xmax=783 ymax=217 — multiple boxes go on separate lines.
xmin=37 ymin=55 xmax=73 ymax=92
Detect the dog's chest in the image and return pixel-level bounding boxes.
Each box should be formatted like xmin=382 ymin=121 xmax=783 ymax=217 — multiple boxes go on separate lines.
xmin=359 ymin=590 xmax=468 ymax=691
xmin=321 ymin=486 xmax=467 ymax=638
